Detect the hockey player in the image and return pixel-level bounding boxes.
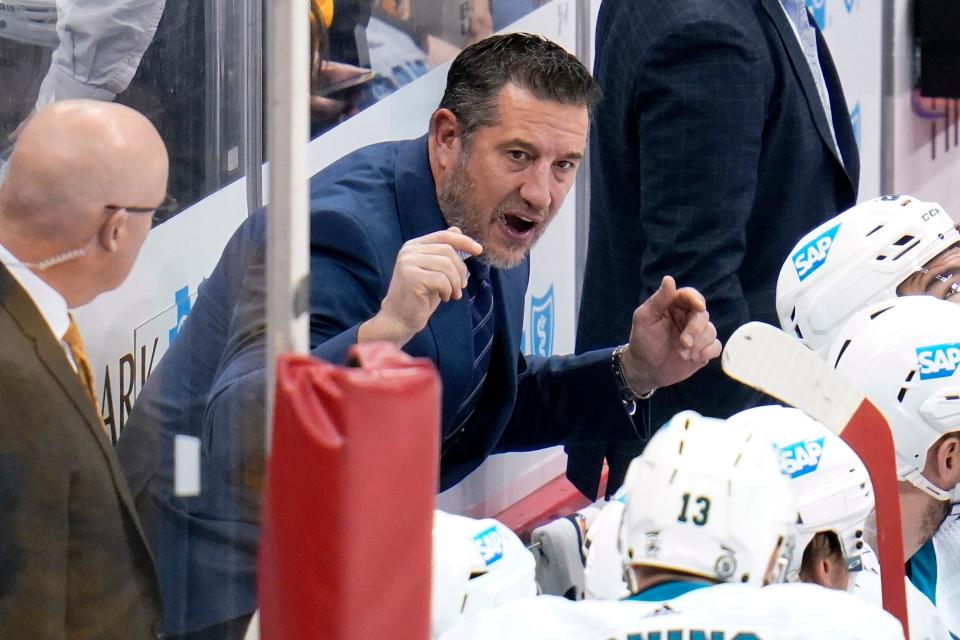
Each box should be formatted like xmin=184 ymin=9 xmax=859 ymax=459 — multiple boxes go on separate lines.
xmin=439 ymin=412 xmax=904 ymax=639
xmin=583 ymin=407 xmax=871 ymax=598
xmin=778 ymin=194 xmax=960 ymax=635
xmin=831 ymin=296 xmax=960 ymax=631
xmin=731 ymin=405 xmax=951 ymax=640
xmin=430 ymin=510 xmax=537 ymax=637
xmin=776 ymin=194 xmax=959 ymax=355
xmin=242 ymin=510 xmax=536 ymax=640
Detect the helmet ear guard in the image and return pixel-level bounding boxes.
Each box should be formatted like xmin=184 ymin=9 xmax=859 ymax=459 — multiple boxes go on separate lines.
xmin=777 ymin=194 xmax=959 ymax=355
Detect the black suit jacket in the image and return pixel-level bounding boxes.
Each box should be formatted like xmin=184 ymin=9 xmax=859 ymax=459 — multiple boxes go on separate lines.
xmin=0 ymin=263 xmax=162 ymax=639
xmin=576 ymin=0 xmax=860 ymax=491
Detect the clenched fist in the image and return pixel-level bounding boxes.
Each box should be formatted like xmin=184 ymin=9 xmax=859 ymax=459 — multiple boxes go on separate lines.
xmin=358 ymin=227 xmax=483 ymax=347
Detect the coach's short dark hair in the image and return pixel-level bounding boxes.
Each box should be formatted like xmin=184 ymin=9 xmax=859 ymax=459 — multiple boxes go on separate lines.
xmin=438 ymin=33 xmax=601 ymax=140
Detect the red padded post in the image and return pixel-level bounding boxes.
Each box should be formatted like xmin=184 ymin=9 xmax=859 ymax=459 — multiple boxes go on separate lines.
xmin=258 ymin=344 xmax=440 ymax=640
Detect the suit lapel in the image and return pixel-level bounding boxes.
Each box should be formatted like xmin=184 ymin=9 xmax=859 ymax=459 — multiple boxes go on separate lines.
xmin=0 ymin=263 xmax=157 ymax=568
xmin=395 ymin=137 xmax=474 ymax=428
xmin=759 ymin=0 xmax=849 ymax=172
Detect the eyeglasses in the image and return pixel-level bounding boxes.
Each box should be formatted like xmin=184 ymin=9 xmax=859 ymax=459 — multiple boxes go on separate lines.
xmin=105 ymin=193 xmax=179 ymax=224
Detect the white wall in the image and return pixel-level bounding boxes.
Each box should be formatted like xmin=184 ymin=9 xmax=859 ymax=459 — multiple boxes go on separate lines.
xmin=811 ymin=0 xmax=884 ymax=200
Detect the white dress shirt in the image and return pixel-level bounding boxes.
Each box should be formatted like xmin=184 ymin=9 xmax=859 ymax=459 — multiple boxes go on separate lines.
xmin=0 ymin=240 xmax=76 ymax=369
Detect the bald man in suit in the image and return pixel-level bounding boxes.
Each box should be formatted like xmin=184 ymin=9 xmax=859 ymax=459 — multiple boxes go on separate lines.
xmin=0 ymin=100 xmax=169 ymax=639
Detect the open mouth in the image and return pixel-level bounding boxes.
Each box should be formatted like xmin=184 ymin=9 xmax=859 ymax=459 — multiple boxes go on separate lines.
xmin=501 ymin=213 xmax=538 ymax=237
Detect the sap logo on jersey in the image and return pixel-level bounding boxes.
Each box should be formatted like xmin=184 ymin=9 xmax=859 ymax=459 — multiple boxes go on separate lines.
xmin=792 ymin=223 xmax=840 ymax=281
xmin=917 ymin=343 xmax=960 ymax=380
xmin=472 ymin=526 xmax=505 ymax=566
xmin=779 ymin=437 xmax=826 ymax=478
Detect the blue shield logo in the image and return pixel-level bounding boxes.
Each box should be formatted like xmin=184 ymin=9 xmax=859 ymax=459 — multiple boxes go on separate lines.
xmin=529 ymin=285 xmax=555 ymax=357
xmin=917 ymin=343 xmax=960 ymax=380
xmin=806 ymin=0 xmax=827 ymax=30
xmin=843 ymin=0 xmax=856 ymax=13
xmin=850 ymin=102 xmax=862 ymax=150
xmin=168 ymin=286 xmax=192 ymax=346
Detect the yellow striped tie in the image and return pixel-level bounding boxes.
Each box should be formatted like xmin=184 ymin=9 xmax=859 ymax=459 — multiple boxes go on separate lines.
xmin=63 ymin=314 xmax=102 ymax=421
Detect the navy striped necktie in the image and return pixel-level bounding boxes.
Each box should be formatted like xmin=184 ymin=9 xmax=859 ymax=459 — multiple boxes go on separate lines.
xmin=452 ymin=259 xmax=495 ymax=431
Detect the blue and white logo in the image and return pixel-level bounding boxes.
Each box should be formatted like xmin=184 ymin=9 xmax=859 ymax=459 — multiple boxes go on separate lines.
xmin=917 ymin=343 xmax=960 ymax=380
xmin=529 ymin=285 xmax=555 ymax=357
xmin=843 ymin=0 xmax=857 ymax=13
xmin=168 ymin=286 xmax=191 ymax=346
xmin=473 ymin=525 xmax=504 ymax=566
xmin=850 ymin=102 xmax=862 ymax=150
xmin=779 ymin=437 xmax=826 ymax=478
xmin=806 ymin=0 xmax=827 ymax=30
xmin=792 ymin=223 xmax=840 ymax=281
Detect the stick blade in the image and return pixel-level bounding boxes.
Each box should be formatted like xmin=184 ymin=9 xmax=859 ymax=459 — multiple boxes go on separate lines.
xmin=721 ymin=322 xmax=862 ymax=435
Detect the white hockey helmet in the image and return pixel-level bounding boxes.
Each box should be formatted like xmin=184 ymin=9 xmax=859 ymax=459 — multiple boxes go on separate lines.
xmin=619 ymin=411 xmax=797 ymax=587
xmin=728 ymin=405 xmax=874 ymax=580
xmin=777 ymin=194 xmax=958 ymax=355
xmin=583 ymin=488 xmax=630 ymax=600
xmin=430 ymin=510 xmax=537 ymax=637
xmin=0 ymin=1 xmax=59 ymax=47
xmin=829 ymin=295 xmax=960 ymax=501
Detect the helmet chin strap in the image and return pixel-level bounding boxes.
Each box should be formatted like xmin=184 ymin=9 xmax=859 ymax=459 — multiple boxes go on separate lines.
xmin=901 ymin=468 xmax=952 ymax=501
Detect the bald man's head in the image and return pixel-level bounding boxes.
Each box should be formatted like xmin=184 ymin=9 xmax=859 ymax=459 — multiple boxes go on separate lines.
xmin=0 ymin=100 xmax=168 ymax=236
xmin=0 ymin=100 xmax=169 ymax=306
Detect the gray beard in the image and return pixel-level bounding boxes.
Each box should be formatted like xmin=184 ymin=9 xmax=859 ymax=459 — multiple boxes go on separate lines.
xmin=436 ymin=157 xmax=545 ymax=270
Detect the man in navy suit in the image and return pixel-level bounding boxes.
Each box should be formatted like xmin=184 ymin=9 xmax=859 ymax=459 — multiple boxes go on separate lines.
xmin=575 ymin=0 xmax=861 ymax=495
xmin=117 ymin=33 xmax=722 ymax=639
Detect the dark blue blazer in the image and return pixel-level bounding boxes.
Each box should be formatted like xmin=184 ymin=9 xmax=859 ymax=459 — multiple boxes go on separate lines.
xmin=117 ymin=136 xmax=642 ymax=634
xmin=576 ymin=0 xmax=860 ymax=490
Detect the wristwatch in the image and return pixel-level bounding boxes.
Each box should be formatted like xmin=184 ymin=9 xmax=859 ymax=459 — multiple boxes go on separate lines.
xmin=612 ymin=344 xmax=655 ymax=416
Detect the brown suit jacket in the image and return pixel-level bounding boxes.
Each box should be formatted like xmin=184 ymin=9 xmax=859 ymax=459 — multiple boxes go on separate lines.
xmin=0 ymin=262 xmax=163 ymax=639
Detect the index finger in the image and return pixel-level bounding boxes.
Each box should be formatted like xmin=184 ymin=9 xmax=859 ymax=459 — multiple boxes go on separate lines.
xmin=412 ymin=228 xmax=483 ymax=257
xmin=673 ymin=286 xmax=707 ymax=313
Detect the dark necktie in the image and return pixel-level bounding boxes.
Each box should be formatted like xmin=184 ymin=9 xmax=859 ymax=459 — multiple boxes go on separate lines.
xmin=452 ymin=259 xmax=495 ymax=430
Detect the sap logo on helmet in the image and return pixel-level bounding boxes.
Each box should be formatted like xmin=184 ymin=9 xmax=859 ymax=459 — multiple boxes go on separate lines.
xmin=917 ymin=343 xmax=960 ymax=380
xmin=792 ymin=224 xmax=840 ymax=281
xmin=779 ymin=437 xmax=826 ymax=478
xmin=472 ymin=525 xmax=504 ymax=566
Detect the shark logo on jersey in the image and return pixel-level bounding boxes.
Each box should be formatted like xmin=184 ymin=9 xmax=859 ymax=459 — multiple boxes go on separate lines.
xmin=792 ymin=224 xmax=840 ymax=281
xmin=779 ymin=437 xmax=826 ymax=478
xmin=917 ymin=343 xmax=960 ymax=380
xmin=472 ymin=525 xmax=504 ymax=566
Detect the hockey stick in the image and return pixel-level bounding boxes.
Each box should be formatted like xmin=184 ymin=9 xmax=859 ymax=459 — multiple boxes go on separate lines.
xmin=721 ymin=322 xmax=909 ymax=638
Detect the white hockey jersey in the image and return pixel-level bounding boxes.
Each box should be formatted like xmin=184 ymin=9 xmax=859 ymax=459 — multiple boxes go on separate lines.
xmin=927 ymin=517 xmax=960 ymax=636
xmin=853 ymin=544 xmax=951 ymax=640
xmin=439 ymin=583 xmax=904 ymax=640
